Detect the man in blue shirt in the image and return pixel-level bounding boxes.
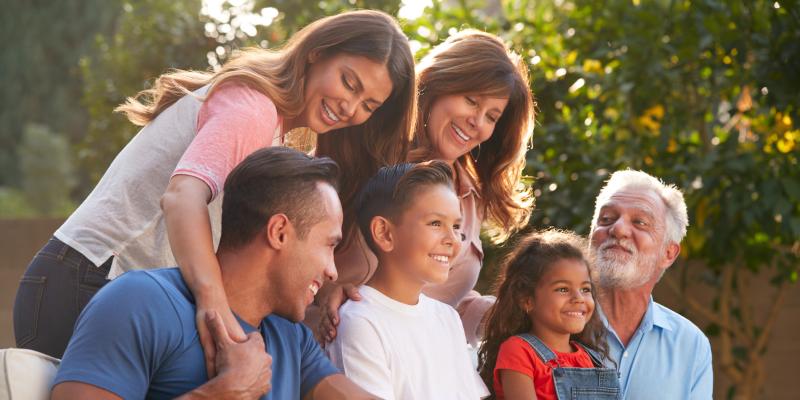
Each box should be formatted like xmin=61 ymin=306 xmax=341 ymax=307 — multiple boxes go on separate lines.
xmin=589 ymin=170 xmax=713 ymax=399
xmin=52 ymin=147 xmax=374 ymax=399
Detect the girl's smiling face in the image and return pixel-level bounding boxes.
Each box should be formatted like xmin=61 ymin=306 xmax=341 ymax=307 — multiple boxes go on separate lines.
xmin=425 ymin=94 xmax=508 ymax=162
xmin=525 ymin=258 xmax=595 ymax=350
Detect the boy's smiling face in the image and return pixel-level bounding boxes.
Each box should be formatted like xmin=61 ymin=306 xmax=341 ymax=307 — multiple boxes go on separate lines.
xmin=390 ymin=184 xmax=463 ymax=286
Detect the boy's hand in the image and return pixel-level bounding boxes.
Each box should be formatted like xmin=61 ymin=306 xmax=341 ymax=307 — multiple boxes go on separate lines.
xmin=315 ymin=282 xmax=362 ymax=346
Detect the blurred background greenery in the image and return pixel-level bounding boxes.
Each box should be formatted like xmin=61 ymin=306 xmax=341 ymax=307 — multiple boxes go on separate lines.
xmin=1 ymin=0 xmax=798 ymax=398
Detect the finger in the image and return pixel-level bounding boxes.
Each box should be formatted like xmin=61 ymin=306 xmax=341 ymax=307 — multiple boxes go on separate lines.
xmin=197 ymin=313 xmax=217 ymax=378
xmin=206 ymin=310 xmax=235 ymax=347
xmin=343 ymin=284 xmax=362 ymax=301
xmin=220 ymin=308 xmax=247 ymax=342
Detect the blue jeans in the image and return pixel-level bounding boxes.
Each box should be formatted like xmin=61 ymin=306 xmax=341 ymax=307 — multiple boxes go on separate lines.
xmin=13 ymin=237 xmax=111 ymax=358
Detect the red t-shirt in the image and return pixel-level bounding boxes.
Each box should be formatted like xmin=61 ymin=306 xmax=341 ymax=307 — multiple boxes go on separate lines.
xmin=493 ymin=336 xmax=594 ymax=400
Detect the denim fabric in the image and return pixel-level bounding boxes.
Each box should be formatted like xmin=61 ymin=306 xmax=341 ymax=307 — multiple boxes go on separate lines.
xmin=517 ymin=333 xmax=620 ymax=400
xmin=13 ymin=237 xmax=111 ymax=358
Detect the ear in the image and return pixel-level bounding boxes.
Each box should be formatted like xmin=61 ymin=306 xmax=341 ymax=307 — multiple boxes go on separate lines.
xmin=266 ymin=213 xmax=292 ymax=250
xmin=370 ymin=216 xmax=395 ymax=253
xmin=519 ymin=296 xmax=534 ymax=314
xmin=661 ymin=242 xmax=681 ymax=270
xmin=308 ymin=49 xmax=322 ymax=64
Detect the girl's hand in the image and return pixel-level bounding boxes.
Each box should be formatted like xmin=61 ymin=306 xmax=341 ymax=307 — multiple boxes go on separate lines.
xmin=196 ymin=293 xmax=248 ymax=378
xmin=315 ymin=282 xmax=362 ymax=346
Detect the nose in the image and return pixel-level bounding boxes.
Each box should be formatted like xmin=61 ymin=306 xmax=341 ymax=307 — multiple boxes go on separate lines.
xmin=325 ymin=260 xmax=338 ymax=282
xmin=570 ymin=290 xmax=585 ymax=302
xmin=608 ymin=218 xmax=631 ymax=239
xmin=338 ymin=97 xmax=358 ymax=120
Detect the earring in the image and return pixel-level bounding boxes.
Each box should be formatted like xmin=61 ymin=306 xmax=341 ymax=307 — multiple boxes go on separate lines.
xmin=470 ymin=143 xmax=481 ymax=163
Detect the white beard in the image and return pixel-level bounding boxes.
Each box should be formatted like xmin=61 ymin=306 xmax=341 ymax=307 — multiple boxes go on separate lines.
xmin=591 ymin=239 xmax=663 ymax=289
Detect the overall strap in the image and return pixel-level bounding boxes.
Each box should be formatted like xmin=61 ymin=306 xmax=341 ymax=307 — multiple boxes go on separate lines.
xmin=572 ymin=342 xmax=605 ymax=367
xmin=515 ymin=333 xmax=557 ymax=363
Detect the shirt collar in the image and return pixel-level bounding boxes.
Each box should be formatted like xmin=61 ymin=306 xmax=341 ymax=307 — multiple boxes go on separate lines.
xmin=598 ymin=296 xmax=673 ymax=335
xmin=452 ymin=160 xmax=481 ymax=199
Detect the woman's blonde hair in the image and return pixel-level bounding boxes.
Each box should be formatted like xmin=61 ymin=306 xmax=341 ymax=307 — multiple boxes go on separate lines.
xmin=116 ymin=10 xmax=416 ymax=241
xmin=411 ymin=30 xmax=534 ymax=243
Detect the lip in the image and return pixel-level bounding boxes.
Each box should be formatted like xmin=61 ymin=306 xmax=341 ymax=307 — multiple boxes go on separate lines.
xmin=449 ymin=122 xmax=471 ymax=145
xmin=562 ymin=310 xmax=589 ymax=318
xmin=320 ymin=100 xmax=340 ymax=126
xmin=602 ymin=243 xmax=632 ymax=254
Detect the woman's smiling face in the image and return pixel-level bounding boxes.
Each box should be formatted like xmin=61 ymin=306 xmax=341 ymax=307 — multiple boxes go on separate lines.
xmin=425 ymin=94 xmax=508 ymax=162
xmin=299 ymin=53 xmax=393 ymax=133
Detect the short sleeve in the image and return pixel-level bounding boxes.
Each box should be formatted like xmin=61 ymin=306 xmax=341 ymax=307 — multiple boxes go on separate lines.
xmin=173 ymin=82 xmax=280 ymax=199
xmin=296 ymin=324 xmax=340 ymax=398
xmin=326 ymin=314 xmax=395 ymax=400
xmin=53 ymin=273 xmax=183 ymax=399
xmin=495 ymin=337 xmax=537 ymax=378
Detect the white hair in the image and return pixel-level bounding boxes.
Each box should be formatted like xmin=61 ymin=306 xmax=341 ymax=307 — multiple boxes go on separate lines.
xmin=591 ymin=170 xmax=688 ymax=245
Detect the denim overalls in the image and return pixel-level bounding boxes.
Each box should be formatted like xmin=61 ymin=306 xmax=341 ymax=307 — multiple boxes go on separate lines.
xmin=517 ymin=333 xmax=620 ymax=400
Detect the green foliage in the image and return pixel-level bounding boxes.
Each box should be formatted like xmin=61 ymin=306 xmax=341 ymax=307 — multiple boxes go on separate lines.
xmin=18 ymin=124 xmax=77 ymax=216
xmin=0 ymin=0 xmax=120 ymax=187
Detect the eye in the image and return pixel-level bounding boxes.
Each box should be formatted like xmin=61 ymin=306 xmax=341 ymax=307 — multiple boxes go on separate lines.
xmin=487 ymin=115 xmax=499 ymax=123
xmin=598 ymin=215 xmax=614 ymax=225
xmin=633 ymin=219 xmax=648 ymax=226
xmin=362 ymin=103 xmax=374 ymax=113
xmin=341 ymin=75 xmax=354 ymax=91
xmin=465 ymin=96 xmax=477 ymax=106
xmin=556 ymin=287 xmax=569 ymax=293
xmin=430 ymin=220 xmax=442 ymax=227
xmin=581 ymin=287 xmax=592 ymax=294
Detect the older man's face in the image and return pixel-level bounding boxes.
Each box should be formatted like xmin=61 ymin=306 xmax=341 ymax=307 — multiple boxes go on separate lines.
xmin=589 ymin=188 xmax=670 ymax=289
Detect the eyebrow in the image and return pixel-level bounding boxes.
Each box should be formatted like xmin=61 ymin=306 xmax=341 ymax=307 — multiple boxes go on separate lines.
xmin=549 ymin=280 xmax=592 ymax=286
xmin=425 ymin=211 xmax=462 ymax=223
xmin=343 ymin=66 xmax=383 ymax=107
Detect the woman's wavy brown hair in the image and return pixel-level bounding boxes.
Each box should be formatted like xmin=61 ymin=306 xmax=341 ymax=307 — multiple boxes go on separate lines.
xmin=477 ymin=229 xmax=613 ymax=398
xmin=409 ymin=29 xmax=534 ymax=244
xmin=115 ymin=10 xmax=416 ymax=241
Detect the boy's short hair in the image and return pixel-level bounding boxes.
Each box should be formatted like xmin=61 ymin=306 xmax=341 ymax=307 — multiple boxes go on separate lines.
xmin=219 ymin=147 xmax=339 ymax=251
xmin=355 ymin=161 xmax=455 ymax=253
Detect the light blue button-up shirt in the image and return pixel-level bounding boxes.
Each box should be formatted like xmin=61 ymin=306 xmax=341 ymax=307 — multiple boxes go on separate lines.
xmin=599 ymin=298 xmax=713 ymax=399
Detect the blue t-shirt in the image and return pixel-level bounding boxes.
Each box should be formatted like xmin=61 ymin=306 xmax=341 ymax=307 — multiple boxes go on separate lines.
xmin=54 ymin=268 xmax=339 ymax=399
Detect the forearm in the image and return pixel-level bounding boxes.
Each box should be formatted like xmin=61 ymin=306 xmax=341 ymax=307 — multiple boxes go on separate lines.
xmin=176 ymin=374 xmax=250 ymax=400
xmin=162 ymin=179 xmax=225 ymax=303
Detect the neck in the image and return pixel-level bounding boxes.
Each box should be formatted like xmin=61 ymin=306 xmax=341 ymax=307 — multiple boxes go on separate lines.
xmin=217 ymin=245 xmax=274 ymax=327
xmin=366 ymin=257 xmax=424 ymax=305
xmin=598 ymin=285 xmax=653 ymax=346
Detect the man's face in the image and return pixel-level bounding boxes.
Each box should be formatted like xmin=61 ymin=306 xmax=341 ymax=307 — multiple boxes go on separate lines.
xmin=271 ymin=183 xmax=342 ymax=322
xmin=589 ymin=188 xmax=671 ymax=289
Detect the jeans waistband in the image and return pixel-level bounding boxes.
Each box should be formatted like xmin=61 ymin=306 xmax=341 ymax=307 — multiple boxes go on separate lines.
xmin=43 ymin=237 xmax=112 ymax=272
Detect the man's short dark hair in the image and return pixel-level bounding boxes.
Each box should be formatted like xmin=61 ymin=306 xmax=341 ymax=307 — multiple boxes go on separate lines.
xmin=355 ymin=161 xmax=454 ymax=253
xmin=218 ymin=147 xmax=339 ymax=251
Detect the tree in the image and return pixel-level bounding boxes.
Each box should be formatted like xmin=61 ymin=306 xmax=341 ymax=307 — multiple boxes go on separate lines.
xmin=18 ymin=124 xmax=76 ymax=216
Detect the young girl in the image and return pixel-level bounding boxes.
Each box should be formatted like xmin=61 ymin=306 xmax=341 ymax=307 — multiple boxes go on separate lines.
xmin=315 ymin=28 xmax=534 ymax=347
xmin=478 ymin=229 xmax=620 ymax=400
xmin=13 ymin=9 xmax=415 ymax=362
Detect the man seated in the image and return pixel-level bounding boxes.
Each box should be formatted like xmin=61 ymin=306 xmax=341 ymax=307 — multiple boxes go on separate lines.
xmin=52 ymin=147 xmax=374 ymax=399
xmin=326 ymin=162 xmax=489 ymax=399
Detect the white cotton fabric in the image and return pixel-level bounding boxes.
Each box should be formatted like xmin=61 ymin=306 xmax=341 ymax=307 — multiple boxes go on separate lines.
xmin=326 ymin=285 xmax=489 ymax=400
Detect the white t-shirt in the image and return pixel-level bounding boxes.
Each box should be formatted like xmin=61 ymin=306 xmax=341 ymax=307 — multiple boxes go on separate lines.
xmin=326 ymin=285 xmax=489 ymax=400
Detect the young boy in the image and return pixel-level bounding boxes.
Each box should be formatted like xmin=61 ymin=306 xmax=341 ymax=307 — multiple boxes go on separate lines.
xmin=326 ymin=161 xmax=489 ymax=399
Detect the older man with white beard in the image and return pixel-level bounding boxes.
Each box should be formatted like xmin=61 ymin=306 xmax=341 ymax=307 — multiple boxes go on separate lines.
xmin=589 ymin=170 xmax=713 ymax=399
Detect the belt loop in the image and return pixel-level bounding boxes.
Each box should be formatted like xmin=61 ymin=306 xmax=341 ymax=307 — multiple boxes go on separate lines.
xmin=57 ymin=240 xmax=70 ymax=261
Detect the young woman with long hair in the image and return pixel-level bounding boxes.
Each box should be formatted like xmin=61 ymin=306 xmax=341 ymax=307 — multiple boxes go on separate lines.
xmin=13 ymin=10 xmax=415 ymax=367
xmin=315 ymin=29 xmax=534 ymax=346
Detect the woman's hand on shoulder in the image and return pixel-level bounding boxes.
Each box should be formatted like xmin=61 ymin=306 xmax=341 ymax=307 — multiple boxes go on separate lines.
xmin=314 ymin=281 xmax=362 ymax=346
xmin=196 ymin=293 xmax=248 ymax=378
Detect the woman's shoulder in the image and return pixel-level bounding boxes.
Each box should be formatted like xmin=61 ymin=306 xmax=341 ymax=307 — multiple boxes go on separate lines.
xmin=205 ymin=81 xmax=279 ymax=118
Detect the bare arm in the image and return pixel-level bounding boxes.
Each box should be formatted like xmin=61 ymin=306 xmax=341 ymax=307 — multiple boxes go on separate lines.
xmin=303 ymin=374 xmax=378 ymax=400
xmin=498 ymin=369 xmax=537 ymax=400
xmin=161 ymin=175 xmax=246 ymax=377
